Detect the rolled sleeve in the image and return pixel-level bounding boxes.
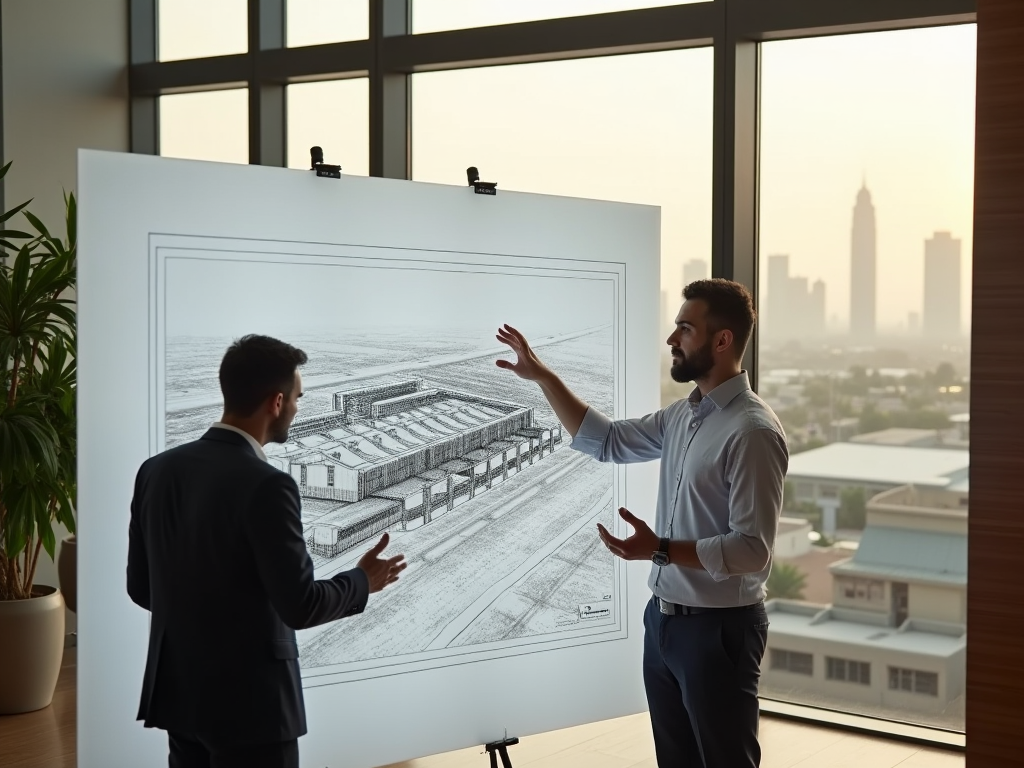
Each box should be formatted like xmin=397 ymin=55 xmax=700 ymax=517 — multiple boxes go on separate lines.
xmin=695 ymin=427 xmax=789 ymax=581
xmin=570 ymin=407 xmax=614 ymax=458
xmin=571 ymin=406 xmax=665 ymax=464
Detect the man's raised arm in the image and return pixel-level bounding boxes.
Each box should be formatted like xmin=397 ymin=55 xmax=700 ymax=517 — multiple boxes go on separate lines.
xmin=495 ymin=324 xmax=589 ymax=437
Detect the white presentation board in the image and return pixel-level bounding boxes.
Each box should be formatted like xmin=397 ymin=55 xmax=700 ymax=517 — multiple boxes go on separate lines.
xmin=77 ymin=149 xmax=660 ymax=768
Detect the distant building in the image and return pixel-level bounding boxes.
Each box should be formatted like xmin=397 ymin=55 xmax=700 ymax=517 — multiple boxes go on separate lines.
xmin=850 ymin=428 xmax=942 ymax=448
xmin=765 ymin=254 xmax=826 ymax=340
xmin=810 ymin=279 xmax=826 ymax=332
xmin=923 ymin=231 xmax=962 ymax=340
xmin=683 ymin=258 xmax=707 ymax=286
xmin=763 ymin=484 xmax=967 ymax=719
xmin=785 ymin=443 xmax=969 ymax=535
xmin=949 ymin=412 xmax=969 ymax=441
xmin=266 ymin=380 xmax=562 ymax=557
xmin=775 ymin=516 xmax=813 ymax=560
xmin=850 ymin=183 xmax=877 ymax=340
xmin=767 ymin=254 xmax=791 ymax=338
xmin=908 ymin=311 xmax=920 ymax=335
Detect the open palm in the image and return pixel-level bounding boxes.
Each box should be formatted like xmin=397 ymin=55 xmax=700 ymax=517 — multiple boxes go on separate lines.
xmin=495 ymin=324 xmax=547 ymax=381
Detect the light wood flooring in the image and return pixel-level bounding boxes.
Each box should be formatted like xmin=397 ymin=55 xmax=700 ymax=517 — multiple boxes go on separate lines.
xmin=0 ymin=649 xmax=963 ymax=768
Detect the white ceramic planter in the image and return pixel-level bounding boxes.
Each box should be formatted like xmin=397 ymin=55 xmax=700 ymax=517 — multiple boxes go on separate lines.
xmin=0 ymin=585 xmax=66 ymax=714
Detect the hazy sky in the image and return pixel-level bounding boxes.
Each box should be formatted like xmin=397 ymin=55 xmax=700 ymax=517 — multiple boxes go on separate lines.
xmin=156 ymin=4 xmax=976 ymax=336
xmin=164 ymin=254 xmax=613 ymax=338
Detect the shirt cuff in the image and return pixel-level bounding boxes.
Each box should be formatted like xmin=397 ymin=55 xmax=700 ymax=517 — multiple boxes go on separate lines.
xmin=570 ymin=407 xmax=613 ymax=457
xmin=696 ymin=537 xmax=730 ymax=582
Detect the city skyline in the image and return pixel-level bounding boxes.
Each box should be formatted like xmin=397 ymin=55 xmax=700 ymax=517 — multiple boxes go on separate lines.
xmin=762 ymin=183 xmax=968 ymax=339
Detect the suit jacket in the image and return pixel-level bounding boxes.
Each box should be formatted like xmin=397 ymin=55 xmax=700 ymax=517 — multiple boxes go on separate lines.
xmin=127 ymin=428 xmax=369 ymax=744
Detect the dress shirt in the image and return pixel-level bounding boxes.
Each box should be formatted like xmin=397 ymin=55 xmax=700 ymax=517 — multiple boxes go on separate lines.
xmin=571 ymin=371 xmax=789 ymax=607
xmin=210 ymin=423 xmax=268 ymax=462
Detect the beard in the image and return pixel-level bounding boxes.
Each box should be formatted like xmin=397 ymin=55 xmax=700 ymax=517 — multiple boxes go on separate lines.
xmin=670 ymin=339 xmax=715 ymax=383
xmin=267 ymin=412 xmax=293 ymax=444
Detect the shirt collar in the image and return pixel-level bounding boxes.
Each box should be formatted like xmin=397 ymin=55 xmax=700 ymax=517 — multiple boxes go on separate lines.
xmin=687 ymin=371 xmax=751 ymax=413
xmin=211 ymin=423 xmax=268 ymax=462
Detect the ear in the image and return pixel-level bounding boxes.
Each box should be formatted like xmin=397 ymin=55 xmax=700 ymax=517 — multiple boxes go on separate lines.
xmin=269 ymin=392 xmax=285 ymax=417
xmin=716 ymin=328 xmax=735 ymax=355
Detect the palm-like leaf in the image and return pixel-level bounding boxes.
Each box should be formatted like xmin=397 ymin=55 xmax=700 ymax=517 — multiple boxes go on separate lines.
xmin=0 ymin=177 xmax=77 ymax=599
xmin=766 ymin=562 xmax=808 ymax=601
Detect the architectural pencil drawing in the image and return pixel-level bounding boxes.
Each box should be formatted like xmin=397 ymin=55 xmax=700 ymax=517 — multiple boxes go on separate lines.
xmin=154 ymin=239 xmax=630 ymax=683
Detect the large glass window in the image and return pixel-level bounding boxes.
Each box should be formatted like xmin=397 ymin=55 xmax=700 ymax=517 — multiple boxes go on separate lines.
xmin=412 ymin=50 xmax=714 ymax=409
xmin=413 ymin=0 xmax=706 ymax=35
xmin=287 ymin=0 xmax=369 ymax=47
xmin=287 ymin=79 xmax=369 ymax=175
xmin=757 ymin=25 xmax=975 ymax=731
xmin=158 ymin=0 xmax=248 ymax=61
xmin=160 ymin=89 xmax=249 ymax=165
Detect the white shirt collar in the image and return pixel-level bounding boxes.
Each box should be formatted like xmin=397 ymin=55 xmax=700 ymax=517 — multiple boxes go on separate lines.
xmin=211 ymin=423 xmax=268 ymax=462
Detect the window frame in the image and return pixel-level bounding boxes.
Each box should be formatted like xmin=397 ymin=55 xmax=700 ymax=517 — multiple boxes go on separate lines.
xmin=127 ymin=0 xmax=976 ymax=749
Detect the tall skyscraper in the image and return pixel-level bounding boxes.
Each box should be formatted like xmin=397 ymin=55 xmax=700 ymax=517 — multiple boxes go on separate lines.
xmin=923 ymin=231 xmax=962 ymax=340
xmin=810 ymin=279 xmax=827 ymax=333
xmin=683 ymin=259 xmax=708 ymax=286
xmin=767 ymin=254 xmax=791 ymax=338
xmin=850 ymin=183 xmax=877 ymax=339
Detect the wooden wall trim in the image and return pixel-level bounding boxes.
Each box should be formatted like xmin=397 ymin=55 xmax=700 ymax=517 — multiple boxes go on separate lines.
xmin=967 ymin=1 xmax=1024 ymax=766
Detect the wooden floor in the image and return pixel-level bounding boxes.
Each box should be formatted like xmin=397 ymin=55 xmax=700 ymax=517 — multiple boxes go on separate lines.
xmin=0 ymin=649 xmax=963 ymax=768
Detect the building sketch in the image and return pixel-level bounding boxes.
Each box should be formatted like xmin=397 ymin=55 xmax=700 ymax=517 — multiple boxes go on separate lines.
xmin=265 ymin=379 xmax=563 ymax=559
xmin=153 ymin=236 xmax=629 ymax=684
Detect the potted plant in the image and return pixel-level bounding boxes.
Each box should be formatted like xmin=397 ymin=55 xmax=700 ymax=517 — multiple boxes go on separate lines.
xmin=0 ymin=160 xmax=78 ymax=714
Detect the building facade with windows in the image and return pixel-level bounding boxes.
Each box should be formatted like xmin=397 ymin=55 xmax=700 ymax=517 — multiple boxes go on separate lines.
xmin=762 ymin=485 xmax=967 ymax=719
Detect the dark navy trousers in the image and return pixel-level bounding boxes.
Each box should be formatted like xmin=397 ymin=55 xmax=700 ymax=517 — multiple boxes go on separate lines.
xmin=643 ymin=597 xmax=769 ymax=768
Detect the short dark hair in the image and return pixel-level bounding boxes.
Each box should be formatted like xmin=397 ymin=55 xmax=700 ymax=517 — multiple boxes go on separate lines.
xmin=219 ymin=335 xmax=308 ymax=417
xmin=682 ymin=278 xmax=756 ymax=359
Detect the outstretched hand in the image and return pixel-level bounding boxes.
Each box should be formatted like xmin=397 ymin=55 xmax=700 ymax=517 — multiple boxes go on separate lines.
xmin=356 ymin=533 xmax=407 ymax=593
xmin=495 ymin=324 xmax=549 ymax=382
xmin=597 ymin=508 xmax=658 ymax=561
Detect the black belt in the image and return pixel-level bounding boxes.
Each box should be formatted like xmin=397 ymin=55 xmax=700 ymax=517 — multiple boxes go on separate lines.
xmin=654 ymin=596 xmax=764 ymax=616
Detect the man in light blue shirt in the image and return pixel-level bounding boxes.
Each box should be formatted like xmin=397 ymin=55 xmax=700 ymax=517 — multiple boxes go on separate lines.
xmin=496 ymin=279 xmax=788 ymax=768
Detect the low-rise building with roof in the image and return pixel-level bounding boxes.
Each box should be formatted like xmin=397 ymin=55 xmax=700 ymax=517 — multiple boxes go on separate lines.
xmin=265 ymin=380 xmax=562 ymax=557
xmin=762 ymin=484 xmax=967 ymax=720
xmin=785 ymin=443 xmax=969 ymax=535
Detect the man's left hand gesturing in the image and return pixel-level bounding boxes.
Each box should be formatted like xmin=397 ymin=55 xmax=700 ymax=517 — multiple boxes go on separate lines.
xmin=597 ymin=507 xmax=658 ymax=560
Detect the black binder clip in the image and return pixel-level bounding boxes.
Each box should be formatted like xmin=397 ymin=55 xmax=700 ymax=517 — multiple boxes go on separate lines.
xmin=467 ymin=166 xmax=497 ymax=195
xmin=310 ymin=146 xmax=341 ymax=179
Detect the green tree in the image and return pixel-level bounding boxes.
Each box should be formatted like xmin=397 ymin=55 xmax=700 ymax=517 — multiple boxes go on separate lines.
xmin=858 ymin=404 xmax=890 ymax=434
xmin=783 ymin=480 xmax=795 ymax=510
xmin=767 ymin=562 xmax=807 ymax=601
xmin=893 ymin=408 xmax=951 ymax=430
xmin=837 ymin=486 xmax=867 ymax=529
xmin=933 ymin=362 xmax=957 ymax=387
xmin=803 ymin=378 xmax=832 ymax=408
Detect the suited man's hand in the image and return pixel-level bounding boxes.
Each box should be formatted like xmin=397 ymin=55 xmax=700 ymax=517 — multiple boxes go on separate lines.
xmin=357 ymin=533 xmax=407 ymax=593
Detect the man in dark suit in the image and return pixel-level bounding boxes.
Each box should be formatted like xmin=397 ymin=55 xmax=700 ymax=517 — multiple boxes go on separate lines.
xmin=128 ymin=335 xmax=406 ymax=768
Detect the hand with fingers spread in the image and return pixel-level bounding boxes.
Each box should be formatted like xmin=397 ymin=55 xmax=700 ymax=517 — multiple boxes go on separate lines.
xmin=597 ymin=507 xmax=659 ymax=561
xmin=495 ymin=324 xmax=550 ymax=382
xmin=356 ymin=533 xmax=407 ymax=593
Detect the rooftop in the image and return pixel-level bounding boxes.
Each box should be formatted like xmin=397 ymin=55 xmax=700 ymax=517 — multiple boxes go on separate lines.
xmin=830 ymin=525 xmax=966 ymax=586
xmin=786 ymin=443 xmax=969 ymax=490
xmin=850 ymin=428 xmax=940 ymax=447
xmin=766 ymin=602 xmax=966 ymax=658
xmin=266 ymin=384 xmax=530 ymax=471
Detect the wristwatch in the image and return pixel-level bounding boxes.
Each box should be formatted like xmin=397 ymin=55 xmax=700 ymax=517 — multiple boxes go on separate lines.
xmin=652 ymin=537 xmax=671 ymax=567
